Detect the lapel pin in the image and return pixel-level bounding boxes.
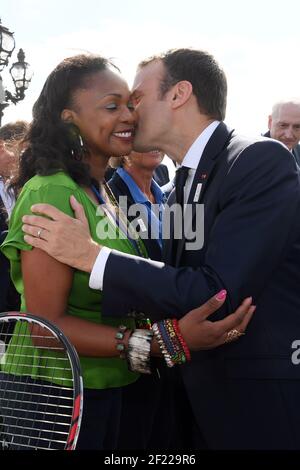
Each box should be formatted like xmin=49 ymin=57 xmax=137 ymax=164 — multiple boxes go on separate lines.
xmin=194 ymin=183 xmax=202 ymax=202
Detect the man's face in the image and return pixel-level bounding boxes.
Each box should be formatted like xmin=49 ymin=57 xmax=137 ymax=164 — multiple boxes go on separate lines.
xmin=131 ymin=60 xmax=172 ymax=153
xmin=268 ymin=103 xmax=300 ymax=150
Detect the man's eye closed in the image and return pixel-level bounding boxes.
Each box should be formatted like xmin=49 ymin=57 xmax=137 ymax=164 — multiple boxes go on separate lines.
xmin=132 ymin=96 xmax=141 ymax=106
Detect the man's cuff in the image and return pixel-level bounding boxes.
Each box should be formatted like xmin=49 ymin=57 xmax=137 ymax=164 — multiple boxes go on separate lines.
xmin=89 ymin=246 xmax=112 ymax=290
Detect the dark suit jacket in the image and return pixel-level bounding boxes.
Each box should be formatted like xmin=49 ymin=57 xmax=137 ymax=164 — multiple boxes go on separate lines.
xmin=102 ymin=122 xmax=300 ymax=448
xmin=0 ymin=194 xmax=19 ymax=312
xmin=153 ymin=164 xmax=169 ymax=187
xmin=293 ymin=144 xmax=300 ymax=166
xmin=264 ymin=130 xmax=300 ymax=166
xmin=107 ymin=172 xmax=162 ymax=261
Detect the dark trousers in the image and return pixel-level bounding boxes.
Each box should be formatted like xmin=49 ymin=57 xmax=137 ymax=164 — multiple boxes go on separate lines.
xmin=76 ymin=387 xmax=122 ymax=450
xmin=118 ymin=364 xmax=183 ymax=450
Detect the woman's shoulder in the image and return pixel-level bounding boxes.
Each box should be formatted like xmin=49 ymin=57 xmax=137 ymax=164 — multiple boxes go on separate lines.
xmin=12 ymin=171 xmax=81 ymax=221
xmin=23 ymin=171 xmax=79 ymax=193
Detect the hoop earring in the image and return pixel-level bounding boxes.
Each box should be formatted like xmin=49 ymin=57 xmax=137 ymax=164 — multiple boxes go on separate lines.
xmin=78 ymin=134 xmax=84 ymax=149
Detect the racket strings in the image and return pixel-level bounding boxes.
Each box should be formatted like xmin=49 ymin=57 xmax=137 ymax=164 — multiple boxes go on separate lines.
xmin=0 ymin=318 xmax=75 ymax=450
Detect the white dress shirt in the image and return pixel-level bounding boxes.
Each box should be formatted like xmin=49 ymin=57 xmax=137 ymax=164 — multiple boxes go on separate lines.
xmin=0 ymin=178 xmax=15 ymax=217
xmin=89 ymin=120 xmax=220 ymax=290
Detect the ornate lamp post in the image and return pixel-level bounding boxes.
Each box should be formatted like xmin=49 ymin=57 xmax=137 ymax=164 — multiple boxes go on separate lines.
xmin=0 ymin=19 xmax=33 ymax=126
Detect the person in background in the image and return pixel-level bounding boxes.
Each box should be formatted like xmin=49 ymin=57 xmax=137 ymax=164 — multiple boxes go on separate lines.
xmin=265 ymin=99 xmax=300 ymax=165
xmin=105 ymin=154 xmax=170 ymax=188
xmin=108 ymin=150 xmax=165 ymax=261
xmin=0 ymin=120 xmax=29 ymax=218
xmin=0 ymin=120 xmax=29 ymax=313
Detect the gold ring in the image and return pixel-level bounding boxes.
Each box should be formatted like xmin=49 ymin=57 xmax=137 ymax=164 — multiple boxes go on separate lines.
xmin=225 ymin=329 xmax=245 ymax=344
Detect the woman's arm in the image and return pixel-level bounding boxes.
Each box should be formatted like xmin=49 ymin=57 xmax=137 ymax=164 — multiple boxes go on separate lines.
xmin=21 ymin=248 xmax=254 ymax=359
xmin=21 ymin=248 xmax=130 ymax=357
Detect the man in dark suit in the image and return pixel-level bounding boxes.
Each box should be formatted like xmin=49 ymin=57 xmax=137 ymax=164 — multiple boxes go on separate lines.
xmin=21 ymin=49 xmax=300 ymax=449
xmin=265 ymin=99 xmax=300 ymax=166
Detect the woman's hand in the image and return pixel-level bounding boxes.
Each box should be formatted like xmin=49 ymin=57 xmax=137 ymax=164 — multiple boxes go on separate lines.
xmin=178 ymin=290 xmax=255 ymax=351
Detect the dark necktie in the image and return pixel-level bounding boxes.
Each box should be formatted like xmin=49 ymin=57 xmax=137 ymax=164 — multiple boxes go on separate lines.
xmin=171 ymin=166 xmax=189 ymax=262
xmin=175 ymin=166 xmax=189 ymax=207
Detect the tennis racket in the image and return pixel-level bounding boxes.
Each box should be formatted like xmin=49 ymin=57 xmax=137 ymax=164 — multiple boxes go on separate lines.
xmin=0 ymin=312 xmax=83 ymax=450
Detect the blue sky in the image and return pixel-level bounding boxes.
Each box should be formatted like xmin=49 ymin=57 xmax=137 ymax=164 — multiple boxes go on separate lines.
xmin=1 ymin=0 xmax=300 ymax=139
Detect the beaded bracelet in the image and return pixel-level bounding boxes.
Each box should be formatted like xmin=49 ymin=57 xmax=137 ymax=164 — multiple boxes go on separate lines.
xmin=152 ymin=319 xmax=191 ymax=367
xmin=172 ymin=319 xmax=191 ymax=362
xmin=152 ymin=322 xmax=174 ymax=367
xmin=164 ymin=319 xmax=188 ymax=364
xmin=159 ymin=320 xmax=186 ymax=365
xmin=115 ymin=325 xmax=128 ymax=359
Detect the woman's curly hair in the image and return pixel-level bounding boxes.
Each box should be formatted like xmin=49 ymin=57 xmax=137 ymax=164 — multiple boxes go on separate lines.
xmin=10 ymin=54 xmax=118 ymax=194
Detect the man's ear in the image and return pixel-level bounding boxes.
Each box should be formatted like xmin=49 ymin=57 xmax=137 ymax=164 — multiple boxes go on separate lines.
xmin=171 ymin=81 xmax=193 ymax=109
xmin=61 ymin=109 xmax=75 ymax=123
xmin=268 ymin=115 xmax=272 ymax=131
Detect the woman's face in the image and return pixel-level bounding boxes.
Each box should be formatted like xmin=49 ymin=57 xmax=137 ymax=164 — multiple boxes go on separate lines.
xmin=126 ymin=150 xmax=164 ymax=171
xmin=64 ymin=69 xmax=136 ymax=159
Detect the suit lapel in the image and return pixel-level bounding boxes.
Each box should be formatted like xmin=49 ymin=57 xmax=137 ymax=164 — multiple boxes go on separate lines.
xmin=175 ymin=122 xmax=234 ymax=266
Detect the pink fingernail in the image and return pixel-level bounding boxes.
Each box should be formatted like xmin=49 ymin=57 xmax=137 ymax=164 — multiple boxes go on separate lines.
xmin=215 ymin=289 xmax=227 ymax=301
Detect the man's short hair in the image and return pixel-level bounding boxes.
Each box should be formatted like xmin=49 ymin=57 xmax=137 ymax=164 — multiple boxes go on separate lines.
xmin=139 ymin=48 xmax=227 ymax=121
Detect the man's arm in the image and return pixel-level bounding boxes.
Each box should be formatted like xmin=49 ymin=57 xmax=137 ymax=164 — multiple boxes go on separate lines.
xmin=102 ymin=141 xmax=300 ymax=319
xmin=22 ymin=141 xmax=300 ymax=320
xmin=20 ymin=239 xmax=256 ymax=352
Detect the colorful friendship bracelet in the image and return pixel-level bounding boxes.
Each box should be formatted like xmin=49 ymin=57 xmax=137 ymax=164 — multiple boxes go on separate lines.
xmin=152 ymin=319 xmax=191 ymax=367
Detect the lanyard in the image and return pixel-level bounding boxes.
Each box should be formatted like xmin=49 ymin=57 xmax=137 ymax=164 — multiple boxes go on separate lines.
xmin=91 ymin=185 xmax=147 ymax=258
xmin=91 ymin=185 xmax=106 ymax=204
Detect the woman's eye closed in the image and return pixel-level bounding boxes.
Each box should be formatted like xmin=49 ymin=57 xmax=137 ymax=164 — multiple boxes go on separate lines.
xmin=105 ymin=103 xmax=118 ymax=110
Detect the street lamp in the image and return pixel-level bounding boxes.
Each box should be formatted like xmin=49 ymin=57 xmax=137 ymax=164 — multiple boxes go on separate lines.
xmin=0 ymin=19 xmax=15 ymax=71
xmin=0 ymin=18 xmax=33 ymax=126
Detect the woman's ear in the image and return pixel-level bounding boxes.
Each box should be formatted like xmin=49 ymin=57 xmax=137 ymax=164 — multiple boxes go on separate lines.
xmin=61 ymin=109 xmax=75 ymax=123
xmin=171 ymin=81 xmax=193 ymax=109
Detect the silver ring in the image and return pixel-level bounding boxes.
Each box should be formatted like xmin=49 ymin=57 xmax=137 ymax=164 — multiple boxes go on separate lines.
xmin=37 ymin=228 xmax=43 ymax=239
